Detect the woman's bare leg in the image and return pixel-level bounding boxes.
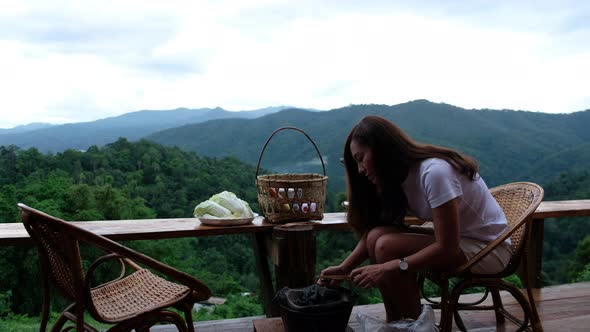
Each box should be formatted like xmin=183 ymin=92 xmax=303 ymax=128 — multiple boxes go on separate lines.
xmin=365 ymin=226 xmax=435 ymax=321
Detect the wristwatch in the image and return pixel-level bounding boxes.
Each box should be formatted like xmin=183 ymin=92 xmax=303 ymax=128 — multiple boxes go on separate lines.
xmin=399 ymin=258 xmax=409 ymax=272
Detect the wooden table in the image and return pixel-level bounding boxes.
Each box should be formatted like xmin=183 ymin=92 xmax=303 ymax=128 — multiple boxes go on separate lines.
xmin=3 ymin=200 xmax=587 ymax=246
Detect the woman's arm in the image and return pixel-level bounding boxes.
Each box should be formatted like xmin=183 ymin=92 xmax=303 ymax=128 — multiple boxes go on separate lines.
xmin=318 ymin=233 xmax=370 ymax=286
xmin=339 ymin=233 xmax=370 ymax=271
xmin=351 ymin=198 xmax=465 ymax=288
xmin=386 ymin=197 xmax=465 ymax=273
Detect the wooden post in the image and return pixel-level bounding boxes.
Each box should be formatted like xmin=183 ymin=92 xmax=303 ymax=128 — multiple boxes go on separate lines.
xmin=529 ymin=218 xmax=545 ymax=288
xmin=518 ymin=218 xmax=545 ymax=289
xmin=251 ymin=232 xmax=279 ymax=317
xmin=272 ymin=224 xmax=317 ymax=290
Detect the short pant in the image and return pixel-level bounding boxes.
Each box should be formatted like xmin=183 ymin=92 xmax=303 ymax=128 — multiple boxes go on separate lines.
xmin=459 ymin=237 xmax=512 ymax=274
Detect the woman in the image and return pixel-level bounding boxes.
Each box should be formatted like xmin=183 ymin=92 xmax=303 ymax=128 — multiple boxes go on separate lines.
xmin=318 ymin=115 xmax=511 ymax=321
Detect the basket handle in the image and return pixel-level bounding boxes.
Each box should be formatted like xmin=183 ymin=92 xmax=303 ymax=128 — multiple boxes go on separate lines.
xmin=256 ymin=126 xmax=326 ymax=177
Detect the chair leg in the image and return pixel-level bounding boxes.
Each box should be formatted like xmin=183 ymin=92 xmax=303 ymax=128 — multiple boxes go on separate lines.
xmin=175 ymin=298 xmax=196 ymax=332
xmin=502 ymin=284 xmax=534 ymax=332
xmin=448 ymin=280 xmax=474 ymax=332
xmin=459 ymin=279 xmax=533 ymax=332
xmin=50 ymin=304 xmax=75 ymax=332
xmin=159 ymin=310 xmax=189 ymax=332
xmin=447 ymin=278 xmax=497 ymax=332
xmin=59 ymin=307 xmax=100 ymax=332
xmin=40 ymin=276 xmax=51 ymax=332
xmin=490 ymin=287 xmax=506 ymax=324
xmin=522 ymin=256 xmax=543 ymax=332
xmin=38 ymin=256 xmax=52 ymax=332
xmin=109 ymin=310 xmax=188 ymax=332
xmin=438 ymin=279 xmax=454 ymax=332
xmin=50 ymin=313 xmax=70 ymax=332
xmin=184 ymin=306 xmax=195 ymax=332
xmin=453 ymin=308 xmax=467 ymax=332
xmin=524 ymin=272 xmax=543 ymax=332
xmin=453 ymin=287 xmax=492 ymax=332
xmin=525 ymin=285 xmax=543 ymax=332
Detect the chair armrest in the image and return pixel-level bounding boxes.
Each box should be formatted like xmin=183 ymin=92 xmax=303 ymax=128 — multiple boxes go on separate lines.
xmin=85 ymin=253 xmax=142 ymax=290
xmin=454 ymin=216 xmax=530 ymax=275
xmin=72 ymin=227 xmax=212 ymax=300
xmin=86 ymin=253 xmax=126 ymax=289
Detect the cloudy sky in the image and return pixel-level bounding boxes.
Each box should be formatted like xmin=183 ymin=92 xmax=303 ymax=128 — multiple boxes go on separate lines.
xmin=1 ymin=0 xmax=589 ymax=128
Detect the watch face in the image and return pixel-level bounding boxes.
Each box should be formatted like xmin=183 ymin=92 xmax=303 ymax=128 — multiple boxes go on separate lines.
xmin=400 ymin=259 xmax=409 ymax=271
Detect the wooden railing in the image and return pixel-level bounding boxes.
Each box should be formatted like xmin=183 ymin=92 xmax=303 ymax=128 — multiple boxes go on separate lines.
xmin=0 ymin=199 xmax=589 ymax=317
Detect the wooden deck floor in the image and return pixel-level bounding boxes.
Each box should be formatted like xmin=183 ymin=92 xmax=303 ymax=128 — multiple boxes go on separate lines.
xmin=152 ymin=282 xmax=590 ymax=331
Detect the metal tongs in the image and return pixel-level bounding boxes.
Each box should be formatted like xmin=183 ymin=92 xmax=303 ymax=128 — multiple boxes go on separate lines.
xmin=320 ymin=274 xmax=352 ymax=282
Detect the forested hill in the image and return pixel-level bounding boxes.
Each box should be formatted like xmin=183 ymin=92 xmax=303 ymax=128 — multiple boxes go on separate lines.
xmin=543 ymin=169 xmax=590 ymax=285
xmin=0 ymin=139 xmax=263 ymax=317
xmin=147 ymin=100 xmax=590 ymax=192
xmin=0 ymin=138 xmax=260 ymax=223
xmin=0 ymin=106 xmax=290 ymax=153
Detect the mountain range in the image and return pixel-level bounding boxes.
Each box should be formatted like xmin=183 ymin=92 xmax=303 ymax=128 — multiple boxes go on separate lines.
xmin=2 ymin=100 xmax=589 ymax=194
xmin=0 ymin=122 xmax=54 ymax=134
xmin=146 ymin=100 xmax=590 ymax=192
xmin=0 ymin=106 xmax=293 ymax=152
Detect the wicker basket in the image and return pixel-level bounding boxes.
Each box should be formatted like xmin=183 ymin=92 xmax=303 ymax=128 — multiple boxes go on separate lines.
xmin=256 ymin=127 xmax=328 ymax=223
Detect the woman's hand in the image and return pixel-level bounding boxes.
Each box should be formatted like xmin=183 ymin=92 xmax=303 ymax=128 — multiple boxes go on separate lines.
xmin=350 ymin=263 xmax=393 ymax=288
xmin=317 ymin=265 xmax=350 ymax=288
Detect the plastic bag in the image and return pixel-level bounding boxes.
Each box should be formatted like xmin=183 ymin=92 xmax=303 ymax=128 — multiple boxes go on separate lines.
xmin=356 ymin=304 xmax=438 ymax=332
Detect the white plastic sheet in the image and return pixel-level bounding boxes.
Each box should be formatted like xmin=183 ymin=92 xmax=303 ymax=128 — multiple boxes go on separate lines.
xmin=356 ymin=304 xmax=438 ymax=332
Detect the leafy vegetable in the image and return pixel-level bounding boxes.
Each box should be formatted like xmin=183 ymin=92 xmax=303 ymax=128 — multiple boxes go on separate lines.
xmin=194 ymin=200 xmax=232 ymax=218
xmin=194 ymin=191 xmax=255 ymax=218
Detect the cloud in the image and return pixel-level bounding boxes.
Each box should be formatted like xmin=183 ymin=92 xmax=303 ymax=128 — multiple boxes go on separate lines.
xmin=0 ymin=2 xmax=172 ymax=50
xmin=0 ymin=0 xmax=589 ymax=128
xmin=0 ymin=0 xmax=208 ymax=77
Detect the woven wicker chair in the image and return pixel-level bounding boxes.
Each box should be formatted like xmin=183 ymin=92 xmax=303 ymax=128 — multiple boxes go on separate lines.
xmin=18 ymin=203 xmax=212 ymax=332
xmin=418 ymin=182 xmax=544 ymax=332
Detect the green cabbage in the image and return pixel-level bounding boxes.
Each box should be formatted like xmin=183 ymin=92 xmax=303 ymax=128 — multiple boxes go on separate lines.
xmin=211 ymin=191 xmax=244 ymax=214
xmin=194 ymin=200 xmax=232 ymax=218
xmin=194 ymin=191 xmax=255 ymax=218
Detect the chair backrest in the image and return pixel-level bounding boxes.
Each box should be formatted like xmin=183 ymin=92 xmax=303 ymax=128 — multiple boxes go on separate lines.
xmin=489 ymin=182 xmax=544 ymax=273
xmin=19 ymin=204 xmax=85 ymax=302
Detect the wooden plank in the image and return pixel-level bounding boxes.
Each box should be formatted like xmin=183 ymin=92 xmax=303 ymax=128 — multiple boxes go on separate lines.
xmin=152 ymin=315 xmax=267 ymax=332
xmin=540 ymin=314 xmax=590 ymax=332
xmin=149 ymin=282 xmax=590 ymax=331
xmin=0 ymin=212 xmax=349 ymax=246
xmin=533 ymin=199 xmax=590 ymax=219
xmin=0 ymin=216 xmax=276 ymax=245
xmin=252 ymin=317 xmax=354 ymax=332
xmin=430 ymin=282 xmax=590 ymax=306
xmin=3 ymin=200 xmax=590 ymax=246
xmin=252 ymin=317 xmax=284 ymax=332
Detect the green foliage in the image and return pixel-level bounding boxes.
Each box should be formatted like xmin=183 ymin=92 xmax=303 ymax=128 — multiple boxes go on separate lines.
xmin=575 ymin=263 xmax=590 ymax=282
xmin=193 ymin=294 xmax=264 ymax=321
xmin=542 ymin=171 xmax=590 ymax=285
xmin=0 ymin=140 xmax=261 ymax=322
xmin=572 ymin=236 xmax=590 ymax=282
xmin=0 ymin=313 xmax=41 ymax=332
xmin=0 ymin=291 xmax=11 ymax=317
xmin=575 ymin=235 xmax=590 ymax=264
xmin=0 ymin=311 xmax=111 ymax=332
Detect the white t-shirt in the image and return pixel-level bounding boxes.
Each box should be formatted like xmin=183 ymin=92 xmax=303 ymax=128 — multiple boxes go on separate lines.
xmin=401 ymin=158 xmax=509 ymax=244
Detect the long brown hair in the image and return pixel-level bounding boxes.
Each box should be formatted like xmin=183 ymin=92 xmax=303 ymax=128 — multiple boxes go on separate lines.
xmin=344 ymin=115 xmax=479 ymax=235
